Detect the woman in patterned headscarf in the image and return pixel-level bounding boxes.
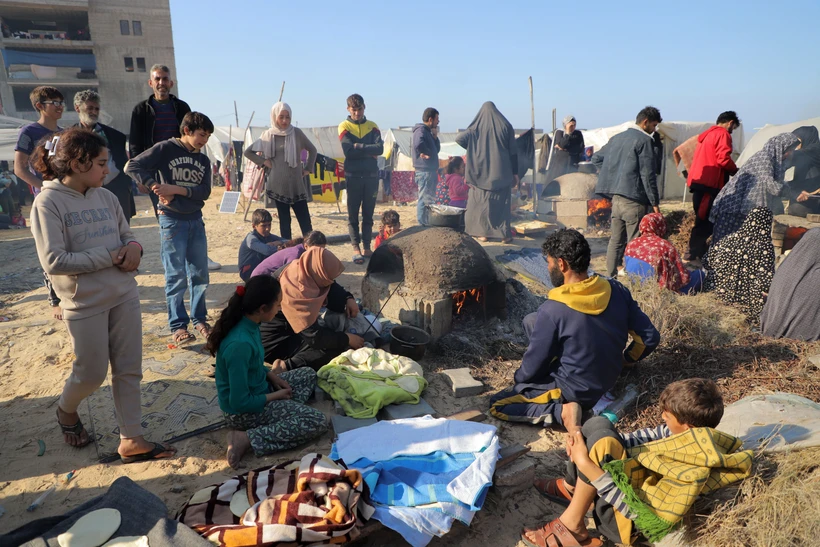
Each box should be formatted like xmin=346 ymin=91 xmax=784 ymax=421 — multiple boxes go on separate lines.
xmin=703 ymin=207 xmax=775 ymax=319
xmin=623 ymin=213 xmax=704 ymax=293
xmin=709 ymin=133 xmax=801 ymax=246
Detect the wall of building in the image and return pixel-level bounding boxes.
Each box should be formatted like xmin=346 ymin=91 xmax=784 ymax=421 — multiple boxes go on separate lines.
xmin=87 ymin=0 xmax=176 ymax=133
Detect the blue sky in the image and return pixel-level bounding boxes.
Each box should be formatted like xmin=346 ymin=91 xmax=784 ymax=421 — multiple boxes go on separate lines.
xmin=170 ymin=0 xmax=818 ymax=137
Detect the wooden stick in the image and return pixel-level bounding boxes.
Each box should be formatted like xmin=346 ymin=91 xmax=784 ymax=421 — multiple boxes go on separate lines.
xmin=278 ymin=81 xmax=285 ymax=102
xmin=529 ymin=76 xmax=537 ymax=213
xmin=233 ymin=101 xmax=239 ymax=127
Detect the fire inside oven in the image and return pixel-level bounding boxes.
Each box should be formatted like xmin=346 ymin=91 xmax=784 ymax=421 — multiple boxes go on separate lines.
xmin=452 ymin=287 xmax=484 ymax=316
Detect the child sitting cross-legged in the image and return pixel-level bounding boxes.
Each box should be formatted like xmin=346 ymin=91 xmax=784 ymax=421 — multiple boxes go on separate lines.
xmin=238 ymin=208 xmax=283 ymax=281
xmin=373 ymin=209 xmax=401 ymax=249
xmin=206 ymin=275 xmax=327 ymax=469
xmin=522 ymin=378 xmax=754 ymax=547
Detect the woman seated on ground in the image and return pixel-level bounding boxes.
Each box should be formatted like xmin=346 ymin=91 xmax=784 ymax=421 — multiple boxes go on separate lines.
xmin=250 ymin=230 xmax=327 ymax=278
xmin=704 ymin=207 xmax=775 ymax=319
xmin=710 ymin=133 xmax=801 ymax=246
xmin=760 ymin=228 xmax=820 ymax=341
xmin=785 ymin=126 xmax=820 ymax=218
xmin=623 ymin=213 xmax=705 ymax=294
xmin=207 ymin=276 xmax=327 ymax=469
xmin=260 ymin=246 xmax=365 ymax=372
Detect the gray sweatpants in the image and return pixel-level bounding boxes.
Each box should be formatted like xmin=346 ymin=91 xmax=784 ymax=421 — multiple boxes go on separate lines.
xmin=606 ymin=195 xmax=649 ymax=277
xmin=60 ymin=297 xmax=144 ymax=438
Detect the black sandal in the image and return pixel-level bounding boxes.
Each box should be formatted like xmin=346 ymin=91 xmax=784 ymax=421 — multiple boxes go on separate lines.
xmin=120 ymin=442 xmax=176 ymax=464
xmin=56 ymin=410 xmax=92 ymax=448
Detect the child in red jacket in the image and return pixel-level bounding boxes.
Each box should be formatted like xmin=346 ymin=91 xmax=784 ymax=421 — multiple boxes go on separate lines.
xmin=446 ymin=157 xmax=468 ymax=208
xmin=373 ymin=210 xmax=401 ymax=249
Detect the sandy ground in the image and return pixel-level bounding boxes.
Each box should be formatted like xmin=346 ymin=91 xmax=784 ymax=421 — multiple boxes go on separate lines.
xmin=0 ymin=188 xmax=618 ymax=544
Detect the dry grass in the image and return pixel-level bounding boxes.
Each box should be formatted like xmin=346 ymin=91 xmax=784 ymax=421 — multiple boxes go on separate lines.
xmin=695 ymin=448 xmax=820 ymax=547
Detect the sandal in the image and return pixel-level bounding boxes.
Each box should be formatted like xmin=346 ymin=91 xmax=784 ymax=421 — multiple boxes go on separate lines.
xmin=534 ymin=478 xmax=573 ymax=507
xmin=119 ymin=442 xmax=177 ymax=464
xmin=173 ymin=328 xmax=195 ymax=344
xmin=194 ymin=323 xmax=212 ymax=338
xmin=352 ymin=254 xmax=365 ymax=265
xmin=521 ymin=519 xmax=603 ymax=547
xmin=56 ymin=409 xmax=92 ymax=448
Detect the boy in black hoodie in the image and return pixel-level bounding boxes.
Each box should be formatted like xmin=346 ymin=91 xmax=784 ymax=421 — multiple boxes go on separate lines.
xmin=126 ymin=112 xmax=214 ymax=344
xmin=338 ymin=94 xmax=384 ymax=264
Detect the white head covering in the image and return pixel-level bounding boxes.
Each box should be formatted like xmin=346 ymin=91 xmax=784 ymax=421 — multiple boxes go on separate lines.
xmin=258 ymin=102 xmax=299 ymax=168
xmin=562 ymin=114 xmax=576 ymax=126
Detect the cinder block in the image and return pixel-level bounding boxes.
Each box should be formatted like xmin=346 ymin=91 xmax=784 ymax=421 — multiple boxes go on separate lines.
xmin=331 ymin=415 xmax=377 ymax=438
xmin=314 ymin=386 xmax=329 ymax=402
xmin=554 ymin=199 xmax=589 ymax=217
xmin=442 ymin=368 xmax=484 ymax=398
xmin=333 ymin=400 xmax=346 ymax=415
xmin=494 ymin=480 xmax=532 ymax=499
xmin=379 ymin=398 xmax=436 ymax=420
xmin=556 ymin=215 xmax=589 ymax=229
xmin=494 ymin=457 xmax=536 ymax=487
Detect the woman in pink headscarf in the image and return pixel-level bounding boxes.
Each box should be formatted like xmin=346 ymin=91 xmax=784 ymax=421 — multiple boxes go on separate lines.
xmin=245 ymin=102 xmax=318 ymax=240
xmin=623 ymin=213 xmax=705 ymax=294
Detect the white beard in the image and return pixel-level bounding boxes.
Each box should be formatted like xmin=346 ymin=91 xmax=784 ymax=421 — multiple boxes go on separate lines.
xmin=79 ymin=113 xmax=98 ymax=127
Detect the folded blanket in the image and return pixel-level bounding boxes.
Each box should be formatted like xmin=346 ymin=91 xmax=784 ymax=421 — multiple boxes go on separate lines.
xmin=603 ymin=427 xmax=753 ymax=542
xmin=673 ymin=135 xmax=698 ymax=173
xmin=318 ymin=348 xmax=427 ymax=418
xmin=177 ymin=454 xmax=373 ymax=546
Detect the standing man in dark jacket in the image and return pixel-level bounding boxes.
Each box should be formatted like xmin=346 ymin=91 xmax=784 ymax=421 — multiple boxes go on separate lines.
xmin=73 ymin=90 xmax=135 ymax=222
xmin=129 ymin=64 xmax=191 ymax=216
xmin=684 ymin=111 xmax=740 ymax=262
xmin=412 ymin=107 xmax=441 ymax=225
xmin=338 ymin=94 xmax=384 ymax=264
xmin=593 ymin=106 xmax=662 ymax=277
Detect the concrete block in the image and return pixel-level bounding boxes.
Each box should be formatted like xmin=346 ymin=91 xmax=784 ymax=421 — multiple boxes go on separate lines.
xmin=333 ymin=400 xmax=346 ymax=415
xmin=497 ymin=443 xmax=531 ymax=470
xmin=442 ymin=368 xmax=484 ymax=398
xmin=331 ymin=415 xmax=377 ymax=438
xmin=314 ymin=386 xmax=329 ymax=402
xmin=554 ymin=199 xmax=589 ymax=217
xmin=494 ymin=480 xmax=532 ymax=499
xmin=380 ymin=398 xmax=436 ymax=420
xmin=494 ymin=457 xmax=536 ymax=487
xmin=556 ymin=215 xmax=589 ymax=229
xmin=445 ymin=407 xmax=487 ymax=422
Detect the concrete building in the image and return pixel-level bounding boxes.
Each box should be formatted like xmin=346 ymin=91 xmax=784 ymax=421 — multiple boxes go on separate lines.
xmin=0 ymin=0 xmax=178 ymax=132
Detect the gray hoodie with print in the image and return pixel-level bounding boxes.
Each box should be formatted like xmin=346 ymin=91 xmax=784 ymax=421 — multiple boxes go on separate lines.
xmin=31 ymin=181 xmax=139 ymax=320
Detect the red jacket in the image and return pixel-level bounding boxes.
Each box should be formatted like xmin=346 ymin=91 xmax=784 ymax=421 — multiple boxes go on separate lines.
xmin=687 ymin=126 xmax=738 ymax=193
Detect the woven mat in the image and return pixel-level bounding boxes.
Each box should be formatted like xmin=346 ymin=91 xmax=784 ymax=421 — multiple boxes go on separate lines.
xmin=88 ymin=342 xmax=222 ymax=455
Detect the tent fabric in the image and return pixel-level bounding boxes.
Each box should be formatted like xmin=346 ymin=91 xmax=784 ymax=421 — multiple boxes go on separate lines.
xmin=737 ymin=117 xmax=820 ymax=167
xmin=204 ymin=126 xmax=243 ymax=164
xmin=2 ymin=50 xmax=96 ymax=70
xmin=0 ymin=115 xmax=29 ymax=162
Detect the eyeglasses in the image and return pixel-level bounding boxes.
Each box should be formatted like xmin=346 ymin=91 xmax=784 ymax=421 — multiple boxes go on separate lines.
xmin=41 ymin=101 xmax=65 ymax=107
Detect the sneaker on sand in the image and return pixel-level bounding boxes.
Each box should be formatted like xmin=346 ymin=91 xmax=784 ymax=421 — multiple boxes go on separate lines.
xmin=207 ymin=257 xmax=222 ymax=271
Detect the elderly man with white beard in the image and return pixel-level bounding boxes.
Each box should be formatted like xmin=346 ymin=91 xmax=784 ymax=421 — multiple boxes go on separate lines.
xmin=73 ymin=89 xmax=136 ymax=222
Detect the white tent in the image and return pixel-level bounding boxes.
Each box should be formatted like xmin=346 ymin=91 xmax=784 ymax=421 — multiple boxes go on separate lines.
xmin=572 ymin=121 xmax=745 ymax=200
xmin=382 ymin=128 xmax=465 ymax=171
xmin=737 ymin=117 xmax=820 ymax=167
xmin=0 ymin=115 xmax=29 ymax=162
xmin=205 ymin=126 xmax=245 ymax=164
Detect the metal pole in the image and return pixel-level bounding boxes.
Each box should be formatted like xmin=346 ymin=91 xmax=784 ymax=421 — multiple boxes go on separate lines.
xmin=278 ymin=81 xmax=285 ymax=102
xmin=233 ymin=101 xmax=239 ymax=127
xmin=529 ymin=76 xmax=537 ymax=214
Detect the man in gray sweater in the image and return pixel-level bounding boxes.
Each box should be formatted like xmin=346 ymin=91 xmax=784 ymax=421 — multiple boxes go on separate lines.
xmin=592 ymin=106 xmax=662 ymax=277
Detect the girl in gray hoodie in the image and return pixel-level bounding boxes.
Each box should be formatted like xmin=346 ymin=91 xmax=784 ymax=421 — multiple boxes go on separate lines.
xmin=30 ymin=128 xmax=175 ymax=463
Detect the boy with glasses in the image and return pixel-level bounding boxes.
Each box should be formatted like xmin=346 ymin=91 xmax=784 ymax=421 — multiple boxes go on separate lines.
xmin=14 ymin=86 xmax=64 ymax=196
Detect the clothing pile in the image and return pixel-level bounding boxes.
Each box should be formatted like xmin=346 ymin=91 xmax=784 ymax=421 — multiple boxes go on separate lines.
xmin=177 ymin=453 xmax=373 ymax=546
xmin=331 ymin=416 xmax=500 ymax=547
xmin=317 ymin=348 xmax=427 ymax=418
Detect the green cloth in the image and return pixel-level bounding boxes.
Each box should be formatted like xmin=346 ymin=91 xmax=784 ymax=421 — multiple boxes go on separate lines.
xmin=317 ymin=348 xmax=427 ymax=419
xmin=215 ymin=316 xmax=270 ymax=414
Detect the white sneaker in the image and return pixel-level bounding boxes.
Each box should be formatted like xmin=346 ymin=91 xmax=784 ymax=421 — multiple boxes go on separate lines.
xmin=207 ymin=257 xmax=222 ymax=271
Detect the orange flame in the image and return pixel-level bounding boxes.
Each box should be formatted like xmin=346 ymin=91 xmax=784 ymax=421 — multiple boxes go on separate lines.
xmin=587 ymin=198 xmax=612 ymax=216
xmin=452 ymin=288 xmax=483 ymax=315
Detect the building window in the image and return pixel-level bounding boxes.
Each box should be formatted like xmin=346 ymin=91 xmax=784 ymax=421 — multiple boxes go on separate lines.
xmin=132 ymin=21 xmax=142 ymax=36
xmin=136 ymin=57 xmax=146 ymax=72
xmin=124 ymin=57 xmax=134 ymax=72
xmin=120 ymin=20 xmax=130 ymax=35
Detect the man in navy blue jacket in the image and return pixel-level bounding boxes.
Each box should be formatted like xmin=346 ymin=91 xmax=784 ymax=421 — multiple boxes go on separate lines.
xmin=412 ymin=107 xmax=441 ymax=225
xmin=489 ymin=229 xmax=659 ymax=434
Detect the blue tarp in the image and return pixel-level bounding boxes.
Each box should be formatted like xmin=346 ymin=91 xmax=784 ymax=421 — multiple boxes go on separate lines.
xmin=2 ymin=49 xmax=96 ymax=70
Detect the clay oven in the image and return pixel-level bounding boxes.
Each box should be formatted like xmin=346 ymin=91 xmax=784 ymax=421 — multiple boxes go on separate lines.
xmin=536 ymin=172 xmax=612 ymax=229
xmin=361 ymin=227 xmax=507 ymax=341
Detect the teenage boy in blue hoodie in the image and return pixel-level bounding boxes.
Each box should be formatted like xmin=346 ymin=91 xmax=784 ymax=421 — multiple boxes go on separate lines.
xmin=489 ymin=229 xmax=660 ymax=434
xmin=126 ymin=112 xmax=214 ymax=344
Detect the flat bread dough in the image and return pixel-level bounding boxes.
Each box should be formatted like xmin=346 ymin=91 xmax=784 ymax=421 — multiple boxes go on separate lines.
xmin=101 ymin=537 xmax=149 ymax=547
xmin=187 ymin=487 xmax=214 ymax=505
xmin=58 ymin=508 xmax=122 ymax=547
xmin=230 ymin=490 xmax=251 ymax=517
